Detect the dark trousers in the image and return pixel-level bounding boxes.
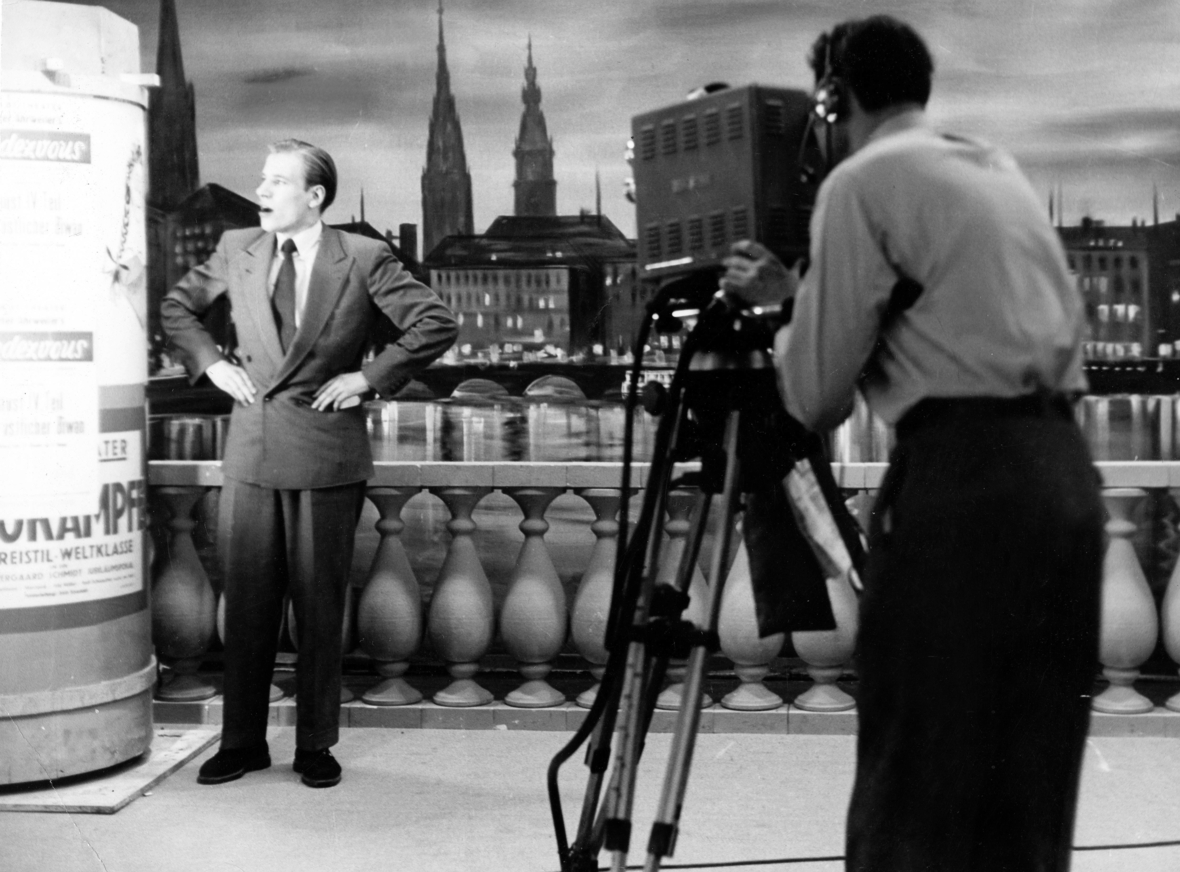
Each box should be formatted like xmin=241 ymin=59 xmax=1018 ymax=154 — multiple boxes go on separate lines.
xmin=846 ymin=398 xmax=1104 ymax=872
xmin=217 ymin=476 xmax=365 ymax=751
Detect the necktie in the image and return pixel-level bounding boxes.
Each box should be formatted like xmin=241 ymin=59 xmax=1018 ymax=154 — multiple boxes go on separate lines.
xmin=272 ymin=238 xmax=298 ymax=352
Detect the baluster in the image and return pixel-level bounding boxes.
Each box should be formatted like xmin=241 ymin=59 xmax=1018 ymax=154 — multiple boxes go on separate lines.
xmin=1164 ymin=487 xmax=1180 ymax=712
xmin=501 ymin=485 xmax=568 ymax=707
xmin=571 ymin=488 xmax=622 ymax=708
xmin=426 ymin=485 xmax=495 ymax=706
xmin=790 ymin=575 xmax=859 ymax=713
xmin=152 ymin=486 xmax=217 ymax=701
xmin=656 ymin=489 xmax=712 ymax=710
xmin=358 ymin=488 xmax=424 ymax=706
xmin=1093 ymin=488 xmax=1159 ymax=714
xmin=145 ymin=521 xmax=157 ymax=583
xmin=779 ymin=483 xmax=861 ymax=713
xmin=718 ymin=539 xmax=783 ymax=710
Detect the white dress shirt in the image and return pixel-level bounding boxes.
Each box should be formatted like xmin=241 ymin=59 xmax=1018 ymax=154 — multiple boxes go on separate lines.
xmin=775 ymin=109 xmax=1087 ymax=431
xmin=268 ymin=220 xmax=323 ymax=329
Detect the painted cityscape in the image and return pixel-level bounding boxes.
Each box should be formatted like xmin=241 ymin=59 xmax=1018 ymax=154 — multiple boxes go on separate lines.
xmin=112 ymin=0 xmax=1180 ymax=381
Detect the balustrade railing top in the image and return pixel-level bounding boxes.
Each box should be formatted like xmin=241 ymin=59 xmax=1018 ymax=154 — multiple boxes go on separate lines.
xmin=148 ymin=459 xmax=1180 ymax=490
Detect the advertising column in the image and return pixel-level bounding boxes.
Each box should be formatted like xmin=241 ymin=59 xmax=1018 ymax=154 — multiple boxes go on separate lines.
xmin=0 ymin=2 xmax=155 ymax=784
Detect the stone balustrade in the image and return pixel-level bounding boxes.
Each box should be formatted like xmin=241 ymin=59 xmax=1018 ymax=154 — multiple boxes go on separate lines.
xmin=147 ymin=459 xmax=1180 ymax=721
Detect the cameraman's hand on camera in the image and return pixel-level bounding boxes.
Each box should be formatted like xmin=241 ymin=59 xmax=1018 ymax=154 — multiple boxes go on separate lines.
xmin=720 ymin=240 xmax=799 ymax=309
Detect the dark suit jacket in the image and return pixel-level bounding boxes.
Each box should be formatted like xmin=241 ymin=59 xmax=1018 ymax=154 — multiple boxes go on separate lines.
xmin=161 ymin=226 xmax=457 ymax=489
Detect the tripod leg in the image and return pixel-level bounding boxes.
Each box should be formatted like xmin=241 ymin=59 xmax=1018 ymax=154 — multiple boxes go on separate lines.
xmin=598 ymin=482 xmax=718 ymax=872
xmin=563 ymin=392 xmax=692 ymax=872
xmin=603 ymin=635 xmax=650 ymax=872
xmin=645 ymin=410 xmax=744 ymax=872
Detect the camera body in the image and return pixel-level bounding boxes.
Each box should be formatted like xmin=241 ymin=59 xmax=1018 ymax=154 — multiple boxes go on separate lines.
xmin=631 ymin=84 xmax=822 ymax=282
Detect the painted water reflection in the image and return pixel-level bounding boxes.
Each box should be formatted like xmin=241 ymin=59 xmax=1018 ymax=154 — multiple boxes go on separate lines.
xmin=366 ymin=393 xmax=1180 ymax=465
xmin=365 ymin=400 xmax=659 ymax=463
xmin=150 ymin=393 xmax=1180 ymax=464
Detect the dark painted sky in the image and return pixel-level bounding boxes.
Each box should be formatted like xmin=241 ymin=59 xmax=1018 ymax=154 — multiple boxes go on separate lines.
xmin=68 ymin=0 xmax=1180 ymax=239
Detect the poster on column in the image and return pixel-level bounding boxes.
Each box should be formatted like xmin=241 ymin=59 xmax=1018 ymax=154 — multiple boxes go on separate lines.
xmin=0 ymin=87 xmax=148 ymax=608
xmin=0 ymin=432 xmax=146 ymax=610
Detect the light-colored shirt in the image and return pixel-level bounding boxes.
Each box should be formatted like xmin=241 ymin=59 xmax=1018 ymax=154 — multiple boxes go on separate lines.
xmin=774 ymin=109 xmax=1087 ymax=431
xmin=268 ymin=220 xmax=323 ymax=328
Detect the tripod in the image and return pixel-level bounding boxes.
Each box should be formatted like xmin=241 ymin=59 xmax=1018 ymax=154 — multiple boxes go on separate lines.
xmin=548 ymin=294 xmax=847 ymax=872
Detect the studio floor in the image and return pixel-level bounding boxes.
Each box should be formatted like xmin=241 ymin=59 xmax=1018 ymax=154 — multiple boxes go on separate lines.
xmin=3 ymin=724 xmax=1180 ymax=872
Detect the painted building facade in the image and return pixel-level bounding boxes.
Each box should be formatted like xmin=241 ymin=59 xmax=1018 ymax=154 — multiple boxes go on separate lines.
xmin=1060 ymin=217 xmax=1180 ymax=359
xmin=426 ymin=214 xmax=638 ymax=357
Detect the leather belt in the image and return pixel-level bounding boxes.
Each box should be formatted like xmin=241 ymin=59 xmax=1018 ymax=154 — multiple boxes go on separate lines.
xmin=895 ymin=390 xmax=1075 ymax=442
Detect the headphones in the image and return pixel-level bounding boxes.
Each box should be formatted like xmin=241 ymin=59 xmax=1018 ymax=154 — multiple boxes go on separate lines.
xmin=812 ymin=33 xmax=848 ymax=124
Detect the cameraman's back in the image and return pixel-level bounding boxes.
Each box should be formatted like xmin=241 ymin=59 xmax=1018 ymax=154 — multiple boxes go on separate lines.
xmin=796 ymin=108 xmax=1087 ymax=430
xmin=784 ymin=16 xmax=1106 ymax=872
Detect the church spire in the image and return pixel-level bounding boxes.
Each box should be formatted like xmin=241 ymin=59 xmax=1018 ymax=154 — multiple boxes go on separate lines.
xmin=513 ymin=36 xmax=556 ymax=217
xmin=148 ymin=0 xmax=199 ymax=211
xmin=156 ymin=0 xmax=186 ymax=85
xmin=421 ymin=0 xmax=474 ymax=258
xmin=434 ymin=0 xmax=449 ymax=94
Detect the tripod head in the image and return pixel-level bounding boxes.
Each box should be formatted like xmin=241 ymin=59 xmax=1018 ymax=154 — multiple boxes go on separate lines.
xmin=645 ymin=284 xmax=797 ymax=466
xmin=685 ymin=289 xmax=784 ymax=371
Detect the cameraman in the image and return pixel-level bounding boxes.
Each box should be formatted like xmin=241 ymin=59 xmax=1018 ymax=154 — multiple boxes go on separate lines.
xmin=722 ymin=15 xmax=1103 ymax=872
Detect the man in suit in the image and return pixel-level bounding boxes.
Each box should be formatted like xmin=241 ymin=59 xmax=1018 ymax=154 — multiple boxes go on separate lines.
xmin=162 ymin=139 xmax=457 ymax=788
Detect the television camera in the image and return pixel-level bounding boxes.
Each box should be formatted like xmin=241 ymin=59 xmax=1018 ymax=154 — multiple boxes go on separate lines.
xmin=633 ymin=84 xmax=822 ymax=298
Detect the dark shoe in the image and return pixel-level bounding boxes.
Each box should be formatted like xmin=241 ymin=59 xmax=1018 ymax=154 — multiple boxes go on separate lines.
xmin=197 ymin=743 xmax=271 ymax=785
xmin=293 ymin=748 xmax=341 ymax=788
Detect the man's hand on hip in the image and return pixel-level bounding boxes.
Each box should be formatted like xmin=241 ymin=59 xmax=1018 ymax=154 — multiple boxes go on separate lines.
xmin=720 ymin=240 xmax=799 ymax=308
xmin=206 ymin=359 xmax=257 ymax=405
xmin=312 ymin=371 xmax=370 ymax=411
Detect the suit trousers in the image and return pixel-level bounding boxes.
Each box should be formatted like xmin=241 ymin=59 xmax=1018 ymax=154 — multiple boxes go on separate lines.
xmin=217 ymin=475 xmax=366 ymax=751
xmin=845 ymin=400 xmax=1104 ymax=872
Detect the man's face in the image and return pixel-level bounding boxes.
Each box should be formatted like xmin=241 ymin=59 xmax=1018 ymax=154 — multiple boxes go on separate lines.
xmin=256 ymin=151 xmax=322 ymax=235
